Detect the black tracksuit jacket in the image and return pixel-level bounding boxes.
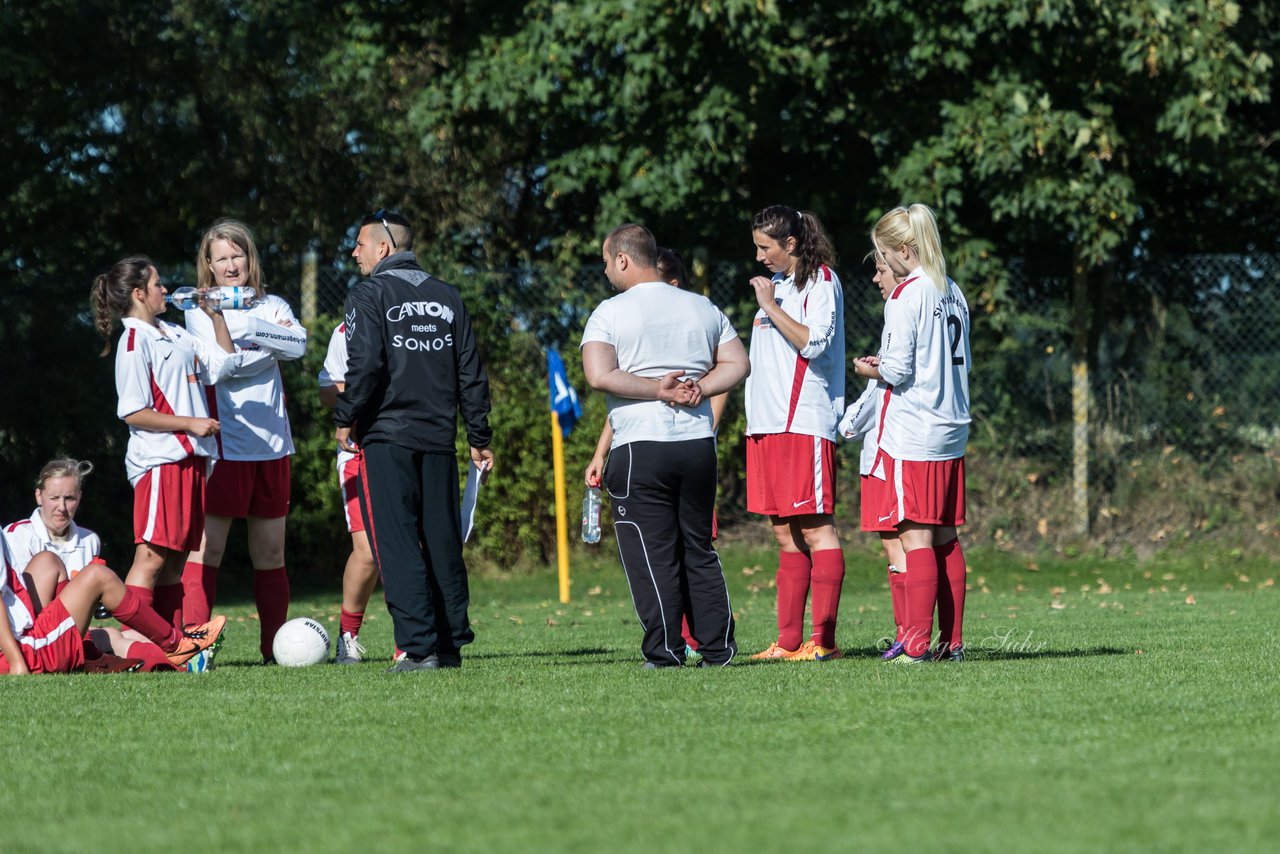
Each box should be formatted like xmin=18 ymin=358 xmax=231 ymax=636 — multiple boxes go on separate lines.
xmin=333 ymin=253 xmax=492 ymax=452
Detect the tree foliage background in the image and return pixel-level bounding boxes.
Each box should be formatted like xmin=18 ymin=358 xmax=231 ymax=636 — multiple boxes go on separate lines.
xmin=2 ymin=0 xmax=1278 ymax=573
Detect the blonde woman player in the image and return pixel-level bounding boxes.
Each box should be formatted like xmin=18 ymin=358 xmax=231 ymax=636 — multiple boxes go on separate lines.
xmin=839 ymin=255 xmax=910 ymax=659
xmin=855 ymin=204 xmax=971 ymax=663
xmin=4 ymin=459 xmax=102 ymax=580
xmin=745 ymin=204 xmax=847 ymax=662
xmin=182 ymin=219 xmax=307 ymax=664
xmin=318 ymin=321 xmax=378 ymax=664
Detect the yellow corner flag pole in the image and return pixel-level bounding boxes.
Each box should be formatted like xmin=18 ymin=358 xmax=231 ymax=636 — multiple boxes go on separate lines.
xmin=551 ymin=410 xmax=571 ymax=603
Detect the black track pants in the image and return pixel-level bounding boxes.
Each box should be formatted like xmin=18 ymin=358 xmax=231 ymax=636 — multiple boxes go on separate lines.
xmin=604 ymin=438 xmax=737 ymax=666
xmin=359 ymin=443 xmax=474 ymax=659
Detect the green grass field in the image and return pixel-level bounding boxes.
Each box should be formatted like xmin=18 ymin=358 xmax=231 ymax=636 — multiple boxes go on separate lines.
xmin=2 ymin=544 xmax=1277 ymax=853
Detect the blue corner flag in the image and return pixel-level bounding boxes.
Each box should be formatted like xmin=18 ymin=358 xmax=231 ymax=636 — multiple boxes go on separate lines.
xmin=547 ymin=349 xmax=582 ymax=437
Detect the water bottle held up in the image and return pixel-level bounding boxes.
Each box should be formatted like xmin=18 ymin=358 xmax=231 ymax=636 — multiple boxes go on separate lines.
xmin=581 ymin=486 xmax=602 ymax=544
xmin=166 ymin=285 xmax=259 ymax=311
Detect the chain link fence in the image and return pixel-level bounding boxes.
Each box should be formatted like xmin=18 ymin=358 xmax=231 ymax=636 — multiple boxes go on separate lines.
xmin=285 ymin=251 xmax=1280 ymax=554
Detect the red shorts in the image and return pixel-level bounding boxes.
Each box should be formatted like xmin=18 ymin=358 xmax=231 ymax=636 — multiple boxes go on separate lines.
xmin=0 ymin=599 xmax=84 ymax=674
xmin=206 ymin=457 xmax=291 ymax=519
xmin=860 ymin=474 xmax=897 ymax=533
xmin=338 ymin=453 xmax=364 ymax=534
xmin=874 ymin=450 xmax=966 ymax=527
xmin=746 ymin=433 xmax=837 ymax=517
xmin=134 ymin=456 xmax=206 ymax=552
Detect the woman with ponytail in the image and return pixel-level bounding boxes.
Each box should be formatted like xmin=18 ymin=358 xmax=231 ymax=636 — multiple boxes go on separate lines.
xmin=855 ymin=204 xmax=971 ymax=663
xmin=88 ymin=255 xmax=242 ymax=654
xmin=745 ymin=205 xmax=847 ymax=661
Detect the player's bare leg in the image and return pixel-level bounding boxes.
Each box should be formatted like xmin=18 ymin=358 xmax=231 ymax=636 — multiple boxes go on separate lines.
xmin=337 ymin=530 xmax=378 ymax=663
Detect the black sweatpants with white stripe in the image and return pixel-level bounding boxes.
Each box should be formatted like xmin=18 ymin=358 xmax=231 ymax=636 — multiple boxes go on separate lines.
xmin=359 ymin=443 xmax=474 ymax=660
xmin=604 ymin=438 xmax=737 ymax=666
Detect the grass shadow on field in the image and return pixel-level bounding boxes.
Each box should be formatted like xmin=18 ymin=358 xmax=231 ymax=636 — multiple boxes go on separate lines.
xmin=965 ymin=645 xmax=1131 ymax=662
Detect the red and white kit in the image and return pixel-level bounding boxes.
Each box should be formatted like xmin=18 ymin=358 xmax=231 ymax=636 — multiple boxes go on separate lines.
xmin=184 ymin=297 xmax=307 ymax=461
xmin=115 ymin=316 xmax=243 ymax=485
xmin=840 ymin=378 xmax=895 ymax=533
xmin=0 ymin=537 xmax=83 ymax=674
xmin=872 ymin=269 xmax=971 ymax=525
xmin=4 ymin=511 xmax=101 ymax=577
xmin=185 ymin=297 xmax=307 ymax=517
xmin=319 ymin=323 xmax=363 ymax=533
xmin=744 ymin=265 xmax=845 ymax=516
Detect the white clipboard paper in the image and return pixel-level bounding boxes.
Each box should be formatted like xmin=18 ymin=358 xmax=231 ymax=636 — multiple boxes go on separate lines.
xmin=460 ymin=461 xmax=487 ymax=543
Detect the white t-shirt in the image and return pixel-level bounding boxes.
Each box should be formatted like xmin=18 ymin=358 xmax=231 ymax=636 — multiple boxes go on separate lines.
xmin=875 ymin=268 xmax=971 ymax=461
xmin=744 ymin=265 xmax=845 ymax=440
xmin=1 ymin=537 xmax=34 ymax=640
xmin=184 ymin=295 xmax=307 ymax=460
xmin=3 ymin=511 xmax=101 ymax=577
xmin=580 ymin=282 xmax=738 ymax=447
xmin=318 ymin=322 xmax=357 ymax=471
xmin=115 ymin=317 xmax=242 ymax=486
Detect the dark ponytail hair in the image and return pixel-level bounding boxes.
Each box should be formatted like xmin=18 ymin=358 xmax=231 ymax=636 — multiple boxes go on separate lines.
xmin=655 ymin=247 xmax=688 ymax=288
xmin=751 ymin=205 xmax=837 ymax=292
xmin=90 ymin=255 xmax=154 ymax=356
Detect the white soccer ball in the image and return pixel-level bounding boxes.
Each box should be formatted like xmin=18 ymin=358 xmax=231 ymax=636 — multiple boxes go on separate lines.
xmin=272 ymin=617 xmax=331 ymax=667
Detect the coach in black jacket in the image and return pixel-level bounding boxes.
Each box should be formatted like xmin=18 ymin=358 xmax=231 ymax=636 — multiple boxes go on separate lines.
xmin=335 ymin=210 xmax=494 ymax=672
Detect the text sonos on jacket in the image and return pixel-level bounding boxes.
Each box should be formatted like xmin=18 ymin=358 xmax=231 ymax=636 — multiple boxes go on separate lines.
xmin=388 ymin=300 xmax=455 ymax=352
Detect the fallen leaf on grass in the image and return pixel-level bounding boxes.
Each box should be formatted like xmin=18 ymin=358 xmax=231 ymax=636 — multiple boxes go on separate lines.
xmin=587 ymin=586 xmax=603 ymax=596
xmin=1135 ymin=649 xmax=1144 ymax=655
xmin=508 ymin=616 xmax=523 ymax=625
xmin=1037 ymin=518 xmax=1048 ymax=536
xmin=546 ymin=618 xmax=558 ymax=627
xmin=1050 ymin=600 xmax=1066 ymax=610
xmin=1184 ymin=595 xmax=1197 ymax=605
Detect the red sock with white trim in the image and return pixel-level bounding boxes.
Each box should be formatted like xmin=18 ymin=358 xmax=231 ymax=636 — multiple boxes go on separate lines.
xmin=126 ymin=641 xmax=178 ymax=672
xmin=114 ymin=587 xmax=180 ymax=652
xmin=154 ymin=582 xmax=185 ymax=632
xmin=340 ymin=608 xmax=365 ymax=639
xmin=808 ymin=549 xmax=845 ymax=649
xmin=254 ymin=567 xmax=290 ymax=660
xmin=182 ymin=561 xmax=217 ymax=625
xmin=776 ymin=550 xmax=812 ymax=651
xmin=888 ymin=566 xmax=906 ymax=643
xmin=934 ymin=539 xmax=968 ymax=653
xmin=902 ymin=548 xmax=938 ymax=658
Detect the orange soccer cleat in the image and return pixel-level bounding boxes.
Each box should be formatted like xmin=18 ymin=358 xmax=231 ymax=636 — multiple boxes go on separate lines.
xmin=750 ymin=641 xmax=799 ymax=660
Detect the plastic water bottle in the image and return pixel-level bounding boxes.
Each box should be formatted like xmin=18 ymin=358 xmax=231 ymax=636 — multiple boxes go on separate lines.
xmin=165 ymin=286 xmax=203 ymax=310
xmin=166 ymin=286 xmax=259 ymax=311
xmin=581 ymin=486 xmax=602 ymax=544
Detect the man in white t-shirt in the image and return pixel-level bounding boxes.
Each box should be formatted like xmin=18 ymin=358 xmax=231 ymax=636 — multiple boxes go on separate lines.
xmin=580 ymin=223 xmax=750 ymax=668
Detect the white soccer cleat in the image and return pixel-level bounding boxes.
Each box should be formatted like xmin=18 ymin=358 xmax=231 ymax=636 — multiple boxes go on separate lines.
xmin=335 ymin=632 xmax=366 ymax=664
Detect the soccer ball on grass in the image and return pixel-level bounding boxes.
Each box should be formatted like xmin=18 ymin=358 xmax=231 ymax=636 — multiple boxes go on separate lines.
xmin=272 ymin=617 xmax=331 ymax=667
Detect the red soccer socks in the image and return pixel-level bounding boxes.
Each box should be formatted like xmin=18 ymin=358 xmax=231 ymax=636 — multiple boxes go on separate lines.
xmin=182 ymin=561 xmax=217 ymax=625
xmin=808 ymin=549 xmax=845 ymax=649
xmin=902 ymin=548 xmax=939 ymax=658
xmin=115 ymin=586 xmax=180 ymax=652
xmin=253 ymin=567 xmax=290 ymax=661
xmin=934 ymin=538 xmax=968 ymax=654
xmin=775 ymin=550 xmax=812 ymax=651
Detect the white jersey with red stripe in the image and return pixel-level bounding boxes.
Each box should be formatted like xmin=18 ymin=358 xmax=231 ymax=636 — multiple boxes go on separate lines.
xmin=744 ymin=265 xmax=845 ymax=440
xmin=184 ymin=295 xmax=307 ymax=461
xmin=115 ymin=317 xmax=243 ymax=486
xmin=1 ymin=538 xmax=34 ymax=640
xmin=875 ymin=268 xmax=971 ymax=461
xmin=318 ymin=322 xmax=356 ymax=470
xmin=839 ymin=378 xmax=887 ymax=477
xmin=2 ymin=511 xmax=100 ymax=577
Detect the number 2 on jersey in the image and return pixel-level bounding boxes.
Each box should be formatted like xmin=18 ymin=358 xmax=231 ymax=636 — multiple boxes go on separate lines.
xmin=946 ymin=315 xmax=965 ymax=366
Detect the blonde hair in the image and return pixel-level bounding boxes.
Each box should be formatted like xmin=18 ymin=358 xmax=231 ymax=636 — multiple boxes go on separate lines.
xmin=36 ymin=458 xmax=94 ymax=492
xmin=197 ymin=218 xmax=265 ymax=297
xmin=873 ymin=204 xmax=947 ymax=293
